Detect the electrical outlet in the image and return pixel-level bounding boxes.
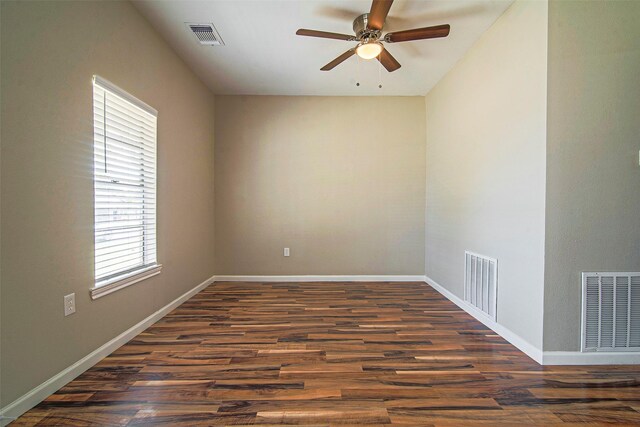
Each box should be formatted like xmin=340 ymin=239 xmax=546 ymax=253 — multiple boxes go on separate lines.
xmin=64 ymin=293 xmax=76 ymax=316
xmin=284 ymin=247 xmax=290 ymax=257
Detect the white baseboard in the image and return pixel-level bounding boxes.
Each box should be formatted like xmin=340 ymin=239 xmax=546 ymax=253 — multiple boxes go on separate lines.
xmin=425 ymin=276 xmax=640 ymax=366
xmin=213 ymin=275 xmax=427 ymax=282
xmin=425 ymin=275 xmax=544 ymax=364
xmin=543 ymin=351 xmax=640 ymax=365
xmin=0 ymin=274 xmax=216 ymax=426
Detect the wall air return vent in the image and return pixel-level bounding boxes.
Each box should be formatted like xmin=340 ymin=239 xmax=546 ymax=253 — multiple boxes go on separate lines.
xmin=464 ymin=251 xmax=498 ymax=321
xmin=187 ymin=23 xmax=224 ymax=46
xmin=582 ymin=272 xmax=640 ymax=352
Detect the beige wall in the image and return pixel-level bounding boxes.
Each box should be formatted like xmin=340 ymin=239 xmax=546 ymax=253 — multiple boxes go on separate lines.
xmin=543 ymin=0 xmax=640 ymax=351
xmin=425 ymin=0 xmax=548 ymax=349
xmin=214 ymin=96 xmax=425 ymax=275
xmin=1 ymin=1 xmax=215 ymax=406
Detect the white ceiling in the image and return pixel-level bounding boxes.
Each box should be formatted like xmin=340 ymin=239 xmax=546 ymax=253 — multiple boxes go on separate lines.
xmin=133 ymin=0 xmax=513 ymax=96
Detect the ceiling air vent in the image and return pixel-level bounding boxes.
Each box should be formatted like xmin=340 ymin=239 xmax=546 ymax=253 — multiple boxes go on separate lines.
xmin=186 ymin=23 xmax=224 ymax=46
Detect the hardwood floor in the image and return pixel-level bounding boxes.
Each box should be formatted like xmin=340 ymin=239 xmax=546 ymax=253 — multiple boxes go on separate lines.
xmin=13 ymin=281 xmax=640 ymax=426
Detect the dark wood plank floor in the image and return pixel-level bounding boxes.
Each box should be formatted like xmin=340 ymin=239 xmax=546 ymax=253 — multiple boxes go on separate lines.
xmin=13 ymin=281 xmax=640 ymax=426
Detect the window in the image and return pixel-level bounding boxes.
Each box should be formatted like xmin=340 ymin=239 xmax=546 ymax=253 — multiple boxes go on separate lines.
xmin=91 ymin=76 xmax=160 ymax=299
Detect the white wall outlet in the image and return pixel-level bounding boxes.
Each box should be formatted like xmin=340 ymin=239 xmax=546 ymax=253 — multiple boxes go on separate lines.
xmin=64 ymin=293 xmax=76 ymax=316
xmin=284 ymin=247 xmax=290 ymax=257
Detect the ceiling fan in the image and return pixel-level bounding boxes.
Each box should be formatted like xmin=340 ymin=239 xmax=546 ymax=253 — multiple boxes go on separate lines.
xmin=296 ymin=0 xmax=450 ymax=72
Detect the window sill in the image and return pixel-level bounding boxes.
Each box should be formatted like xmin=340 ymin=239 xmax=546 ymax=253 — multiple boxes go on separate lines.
xmin=90 ymin=264 xmax=162 ymax=300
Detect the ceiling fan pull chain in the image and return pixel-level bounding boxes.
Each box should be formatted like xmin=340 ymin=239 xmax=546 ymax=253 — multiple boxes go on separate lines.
xmin=378 ymin=57 xmax=383 ymax=89
xmin=356 ymin=55 xmax=361 ymax=87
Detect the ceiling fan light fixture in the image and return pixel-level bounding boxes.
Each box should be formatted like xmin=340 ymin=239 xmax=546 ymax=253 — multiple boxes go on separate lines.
xmin=356 ymin=41 xmax=383 ymax=60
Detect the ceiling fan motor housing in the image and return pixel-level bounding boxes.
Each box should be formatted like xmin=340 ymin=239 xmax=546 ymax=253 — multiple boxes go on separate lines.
xmin=353 ymin=13 xmax=381 ymax=41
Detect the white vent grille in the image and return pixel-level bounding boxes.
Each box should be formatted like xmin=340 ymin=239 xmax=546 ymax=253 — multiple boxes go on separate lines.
xmin=187 ymin=23 xmax=224 ymax=46
xmin=464 ymin=251 xmax=498 ymax=320
xmin=582 ymin=272 xmax=640 ymax=352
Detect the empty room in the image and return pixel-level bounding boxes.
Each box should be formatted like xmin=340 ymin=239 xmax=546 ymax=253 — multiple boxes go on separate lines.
xmin=1 ymin=0 xmax=639 ymax=425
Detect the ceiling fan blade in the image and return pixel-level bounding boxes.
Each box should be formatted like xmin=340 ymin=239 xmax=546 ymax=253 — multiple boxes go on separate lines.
xmin=321 ymin=49 xmax=356 ymax=71
xmin=368 ymin=0 xmax=394 ymax=30
xmin=296 ymin=29 xmax=355 ymax=41
xmin=385 ymin=24 xmax=450 ymax=43
xmin=377 ymin=48 xmax=401 ymax=72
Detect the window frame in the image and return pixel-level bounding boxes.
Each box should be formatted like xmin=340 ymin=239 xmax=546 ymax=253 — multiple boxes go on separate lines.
xmin=90 ymin=76 xmax=161 ymax=300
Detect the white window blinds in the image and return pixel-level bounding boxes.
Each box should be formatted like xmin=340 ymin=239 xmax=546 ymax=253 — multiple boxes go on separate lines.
xmin=93 ymin=76 xmax=158 ymax=287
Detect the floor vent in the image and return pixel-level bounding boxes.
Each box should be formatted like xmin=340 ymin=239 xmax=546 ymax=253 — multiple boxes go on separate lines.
xmin=464 ymin=251 xmax=498 ymax=320
xmin=582 ymin=272 xmax=640 ymax=352
xmin=186 ymin=23 xmax=224 ymax=46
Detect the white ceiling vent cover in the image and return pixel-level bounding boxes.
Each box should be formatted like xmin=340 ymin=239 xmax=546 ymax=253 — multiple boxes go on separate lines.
xmin=582 ymin=272 xmax=640 ymax=352
xmin=186 ymin=23 xmax=224 ymax=46
xmin=464 ymin=251 xmax=497 ymax=321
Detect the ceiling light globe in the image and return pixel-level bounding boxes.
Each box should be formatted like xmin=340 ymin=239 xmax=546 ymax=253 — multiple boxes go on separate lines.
xmin=356 ymin=42 xmax=383 ymax=60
